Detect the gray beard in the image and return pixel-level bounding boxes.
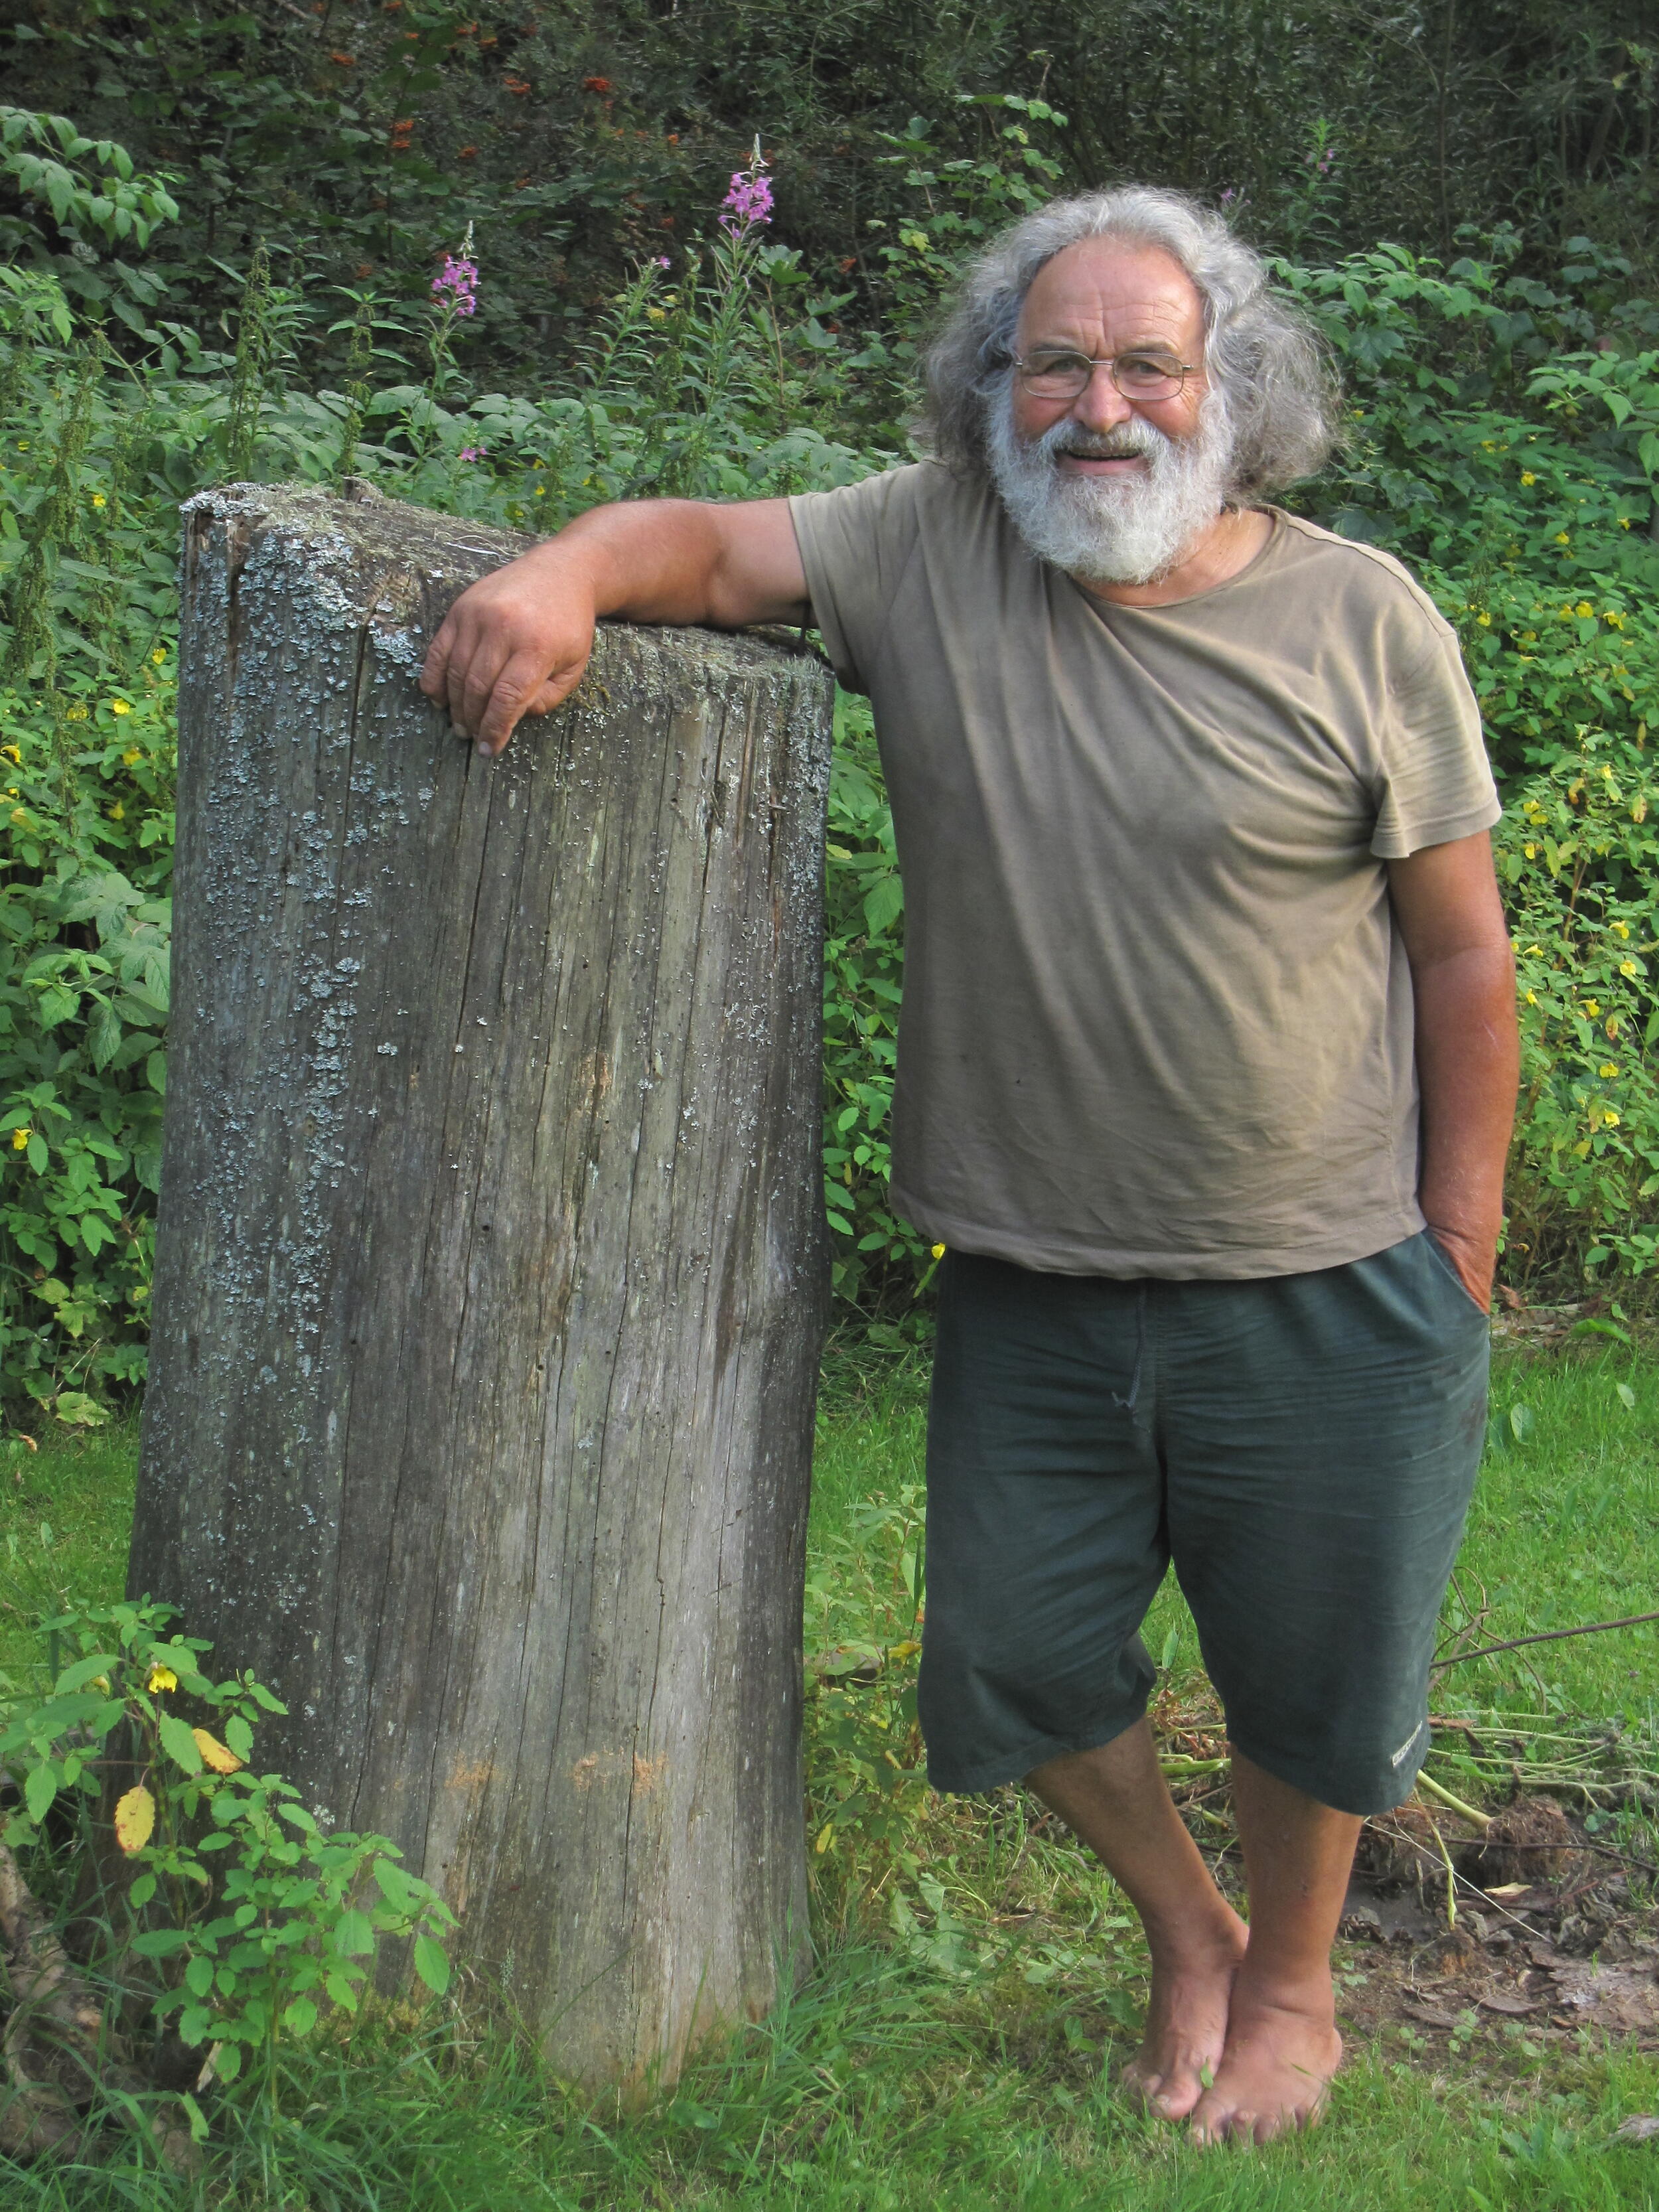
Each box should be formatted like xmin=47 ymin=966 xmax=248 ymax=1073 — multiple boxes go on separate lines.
xmin=984 ymin=384 xmax=1236 ymax=585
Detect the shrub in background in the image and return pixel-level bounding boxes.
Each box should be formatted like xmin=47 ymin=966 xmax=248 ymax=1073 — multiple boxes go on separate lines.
xmin=5 ymin=102 xmax=1659 ymax=1408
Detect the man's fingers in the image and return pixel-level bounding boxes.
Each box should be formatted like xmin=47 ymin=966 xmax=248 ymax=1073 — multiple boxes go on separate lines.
xmin=419 ymin=613 xmax=457 ymax=697
xmin=475 ymin=648 xmax=568 ymax=755
xmin=455 ymin=636 xmax=516 ymax=736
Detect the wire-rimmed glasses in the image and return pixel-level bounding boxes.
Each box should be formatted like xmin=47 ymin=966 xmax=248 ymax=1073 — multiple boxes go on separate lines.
xmin=1010 ymin=349 xmax=1195 ymax=402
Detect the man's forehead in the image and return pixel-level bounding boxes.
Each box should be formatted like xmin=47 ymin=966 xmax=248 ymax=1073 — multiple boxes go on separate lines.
xmin=1017 ymin=240 xmax=1202 ymax=345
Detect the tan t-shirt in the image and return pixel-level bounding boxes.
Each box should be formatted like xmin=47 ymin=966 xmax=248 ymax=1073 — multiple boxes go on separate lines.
xmin=789 ymin=461 xmax=1501 ymax=1278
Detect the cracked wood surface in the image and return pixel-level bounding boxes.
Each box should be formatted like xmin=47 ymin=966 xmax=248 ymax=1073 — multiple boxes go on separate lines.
xmin=129 ymin=482 xmax=835 ymax=2085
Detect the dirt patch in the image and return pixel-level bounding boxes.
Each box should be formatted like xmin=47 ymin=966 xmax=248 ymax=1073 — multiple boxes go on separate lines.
xmin=1334 ymin=1807 xmax=1659 ymax=2057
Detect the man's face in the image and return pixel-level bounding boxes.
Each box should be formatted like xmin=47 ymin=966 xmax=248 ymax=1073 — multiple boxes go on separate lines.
xmin=986 ymin=238 xmax=1236 ymax=587
xmin=1009 ymin=239 xmax=1210 ymax=467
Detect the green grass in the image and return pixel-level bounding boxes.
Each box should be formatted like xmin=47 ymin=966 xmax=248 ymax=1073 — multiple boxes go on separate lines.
xmin=2 ymin=1348 xmax=1658 ymax=2209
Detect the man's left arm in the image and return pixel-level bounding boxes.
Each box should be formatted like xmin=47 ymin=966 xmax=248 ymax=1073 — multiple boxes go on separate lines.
xmin=1388 ymin=831 xmax=1519 ymax=1309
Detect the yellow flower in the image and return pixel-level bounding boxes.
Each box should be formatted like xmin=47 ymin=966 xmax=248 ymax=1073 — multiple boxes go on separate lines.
xmin=64 ymin=705 xmax=88 ymax=722
xmin=1 ymin=746 xmax=19 ymax=765
xmin=1523 ymin=842 xmax=1536 ymax=858
xmin=151 ymin=648 xmax=166 ymax=664
xmin=10 ymin=808 xmax=28 ymax=826
xmin=1555 ymin=532 xmax=1570 ymax=544
xmin=1620 ymin=958 xmax=1637 ymax=976
xmin=110 ymin=699 xmax=131 ymax=715
xmin=1520 ymin=471 xmax=1536 ymax=485
xmin=1613 ymin=921 xmax=1630 ymax=937
xmin=121 ymin=746 xmax=141 ymax=766
xmin=535 ymin=485 xmax=545 ymax=496
xmin=11 ymin=1128 xmax=29 ymax=1149
xmin=1574 ymin=601 xmax=1594 ymax=617
xmin=1605 ymin=1110 xmax=1621 ymax=1128
xmin=1583 ymin=1000 xmax=1601 ymax=1015
xmin=1524 ymin=989 xmax=1537 ymax=1004
xmin=1605 ymin=611 xmax=1625 ymax=629
xmin=1476 ymin=611 xmax=1491 ymax=627
xmin=1619 ymin=516 xmax=1632 ymax=529
xmin=109 ymin=801 xmax=124 ymax=821
xmin=931 ymin=1242 xmax=947 ymax=1259
xmin=90 ymin=492 xmax=106 ymax=508
xmin=146 ymin=1664 xmax=178 ymax=1694
xmin=1601 ymin=1062 xmax=1620 ymax=1078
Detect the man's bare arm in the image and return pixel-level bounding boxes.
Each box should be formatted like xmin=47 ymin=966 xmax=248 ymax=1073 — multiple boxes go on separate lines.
xmin=419 ymin=496 xmax=809 ymax=757
xmin=1387 ymin=830 xmax=1518 ymax=1308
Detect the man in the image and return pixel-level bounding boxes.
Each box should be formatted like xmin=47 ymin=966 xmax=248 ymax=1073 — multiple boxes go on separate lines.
xmin=421 ymin=185 xmax=1516 ymax=2146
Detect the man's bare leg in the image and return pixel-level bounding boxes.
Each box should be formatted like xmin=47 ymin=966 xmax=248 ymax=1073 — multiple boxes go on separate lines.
xmin=1026 ymin=1723 xmax=1248 ymax=2120
xmin=1188 ymin=1751 xmax=1359 ymax=2146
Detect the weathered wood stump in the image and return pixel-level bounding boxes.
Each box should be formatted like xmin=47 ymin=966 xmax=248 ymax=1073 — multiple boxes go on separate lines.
xmin=129 ymin=482 xmax=835 ymax=2085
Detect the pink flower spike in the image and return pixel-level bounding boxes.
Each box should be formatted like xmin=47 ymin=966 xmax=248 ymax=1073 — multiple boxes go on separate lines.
xmin=432 ymin=252 xmax=480 ymax=315
xmin=718 ymin=151 xmax=774 ymax=236
xmin=654 ymin=254 xmax=672 ymax=267
xmin=458 ymin=445 xmax=486 ymax=461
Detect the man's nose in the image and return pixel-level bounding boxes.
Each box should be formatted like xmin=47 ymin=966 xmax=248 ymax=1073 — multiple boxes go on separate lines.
xmin=1070 ymin=364 xmax=1135 ymax=434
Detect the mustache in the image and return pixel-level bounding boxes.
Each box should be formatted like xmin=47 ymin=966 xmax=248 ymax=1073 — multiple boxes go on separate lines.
xmin=1037 ymin=419 xmax=1169 ymax=463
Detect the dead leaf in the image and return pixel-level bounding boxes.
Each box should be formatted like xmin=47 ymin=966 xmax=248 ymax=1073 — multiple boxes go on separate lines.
xmin=1483 ymin=1881 xmax=1532 ymax=1899
xmin=190 ymin=1727 xmax=242 ymax=1775
xmin=1478 ymin=1990 xmax=1541 ymax=2016
xmin=113 ymin=1783 xmax=155 ymax=1854
xmin=1404 ymin=2002 xmax=1459 ymax=2029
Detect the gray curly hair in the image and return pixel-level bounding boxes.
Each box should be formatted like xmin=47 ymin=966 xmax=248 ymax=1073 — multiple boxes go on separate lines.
xmin=921 ymin=186 xmax=1340 ymax=499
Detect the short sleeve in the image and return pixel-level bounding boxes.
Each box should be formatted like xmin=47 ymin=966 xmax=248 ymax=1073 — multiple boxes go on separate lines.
xmin=788 ymin=466 xmax=928 ymax=695
xmin=1369 ymin=624 xmax=1501 ymax=858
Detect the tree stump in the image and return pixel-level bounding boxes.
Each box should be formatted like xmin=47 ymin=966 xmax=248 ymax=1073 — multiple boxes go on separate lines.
xmin=129 ymin=482 xmax=835 ymax=2086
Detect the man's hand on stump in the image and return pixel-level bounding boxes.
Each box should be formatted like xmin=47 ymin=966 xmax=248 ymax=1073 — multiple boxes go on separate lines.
xmin=421 ymin=544 xmax=598 ymax=758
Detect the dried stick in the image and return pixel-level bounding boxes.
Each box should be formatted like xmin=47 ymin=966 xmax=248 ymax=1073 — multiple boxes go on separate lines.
xmin=1430 ymin=1611 xmax=1659 ymax=1672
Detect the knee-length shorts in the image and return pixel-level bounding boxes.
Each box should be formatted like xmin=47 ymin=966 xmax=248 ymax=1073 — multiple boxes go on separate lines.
xmin=918 ymin=1232 xmax=1490 ymax=1816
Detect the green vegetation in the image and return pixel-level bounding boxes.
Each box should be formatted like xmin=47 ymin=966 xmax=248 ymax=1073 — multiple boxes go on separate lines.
xmin=3 ymin=86 xmax=1659 ymax=1392
xmin=1 ymin=1340 xmax=1655 ymax=2204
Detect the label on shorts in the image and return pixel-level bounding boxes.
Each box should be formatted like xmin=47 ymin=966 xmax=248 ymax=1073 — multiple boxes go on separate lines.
xmin=1390 ymin=1720 xmax=1425 ymax=1769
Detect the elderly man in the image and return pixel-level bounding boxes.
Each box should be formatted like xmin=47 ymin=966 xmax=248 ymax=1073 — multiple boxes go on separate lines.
xmin=421 ymin=186 xmax=1516 ymax=2145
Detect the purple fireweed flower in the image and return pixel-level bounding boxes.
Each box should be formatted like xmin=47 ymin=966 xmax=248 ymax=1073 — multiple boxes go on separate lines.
xmin=719 ymin=149 xmax=773 ymax=236
xmin=458 ymin=445 xmax=486 ymax=461
xmin=433 ymin=254 xmax=480 ymax=316
xmin=653 ymin=254 xmax=672 ymax=267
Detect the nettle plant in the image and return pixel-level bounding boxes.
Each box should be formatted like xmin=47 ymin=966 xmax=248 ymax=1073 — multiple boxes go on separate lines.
xmin=0 ymin=1597 xmax=454 ymax=2095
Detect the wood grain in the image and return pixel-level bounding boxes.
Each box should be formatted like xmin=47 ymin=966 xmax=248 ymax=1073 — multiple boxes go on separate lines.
xmin=130 ymin=482 xmax=835 ymax=2085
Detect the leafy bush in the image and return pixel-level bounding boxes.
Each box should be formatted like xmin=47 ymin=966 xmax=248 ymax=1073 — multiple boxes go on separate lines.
xmin=0 ymin=1590 xmax=454 ymax=2122
xmin=7 ymin=96 xmax=1659 ymax=1402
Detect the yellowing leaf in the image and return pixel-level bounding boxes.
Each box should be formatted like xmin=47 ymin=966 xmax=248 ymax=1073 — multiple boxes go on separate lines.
xmin=191 ymin=1728 xmax=243 ymax=1775
xmin=115 ymin=1784 xmax=155 ymax=1854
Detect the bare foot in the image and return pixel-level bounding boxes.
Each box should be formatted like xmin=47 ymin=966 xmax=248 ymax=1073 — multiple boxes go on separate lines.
xmin=1188 ymin=1976 xmax=1342 ymax=2146
xmin=1118 ymin=1909 xmax=1248 ymax=2122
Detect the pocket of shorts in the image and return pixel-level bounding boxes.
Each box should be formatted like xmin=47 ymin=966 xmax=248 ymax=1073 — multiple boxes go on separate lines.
xmin=1421 ymin=1228 xmax=1491 ymax=1319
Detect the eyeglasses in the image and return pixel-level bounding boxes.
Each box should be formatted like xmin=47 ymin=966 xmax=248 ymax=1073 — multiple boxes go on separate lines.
xmin=1009 ymin=349 xmax=1195 ymax=402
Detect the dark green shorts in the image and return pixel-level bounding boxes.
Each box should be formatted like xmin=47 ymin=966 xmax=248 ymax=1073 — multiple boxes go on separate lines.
xmin=918 ymin=1232 xmax=1490 ymax=1816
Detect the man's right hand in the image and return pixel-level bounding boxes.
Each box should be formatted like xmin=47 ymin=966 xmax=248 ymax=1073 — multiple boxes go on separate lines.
xmin=420 ymin=496 xmax=810 ymax=759
xmin=421 ymin=542 xmax=599 ymax=757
